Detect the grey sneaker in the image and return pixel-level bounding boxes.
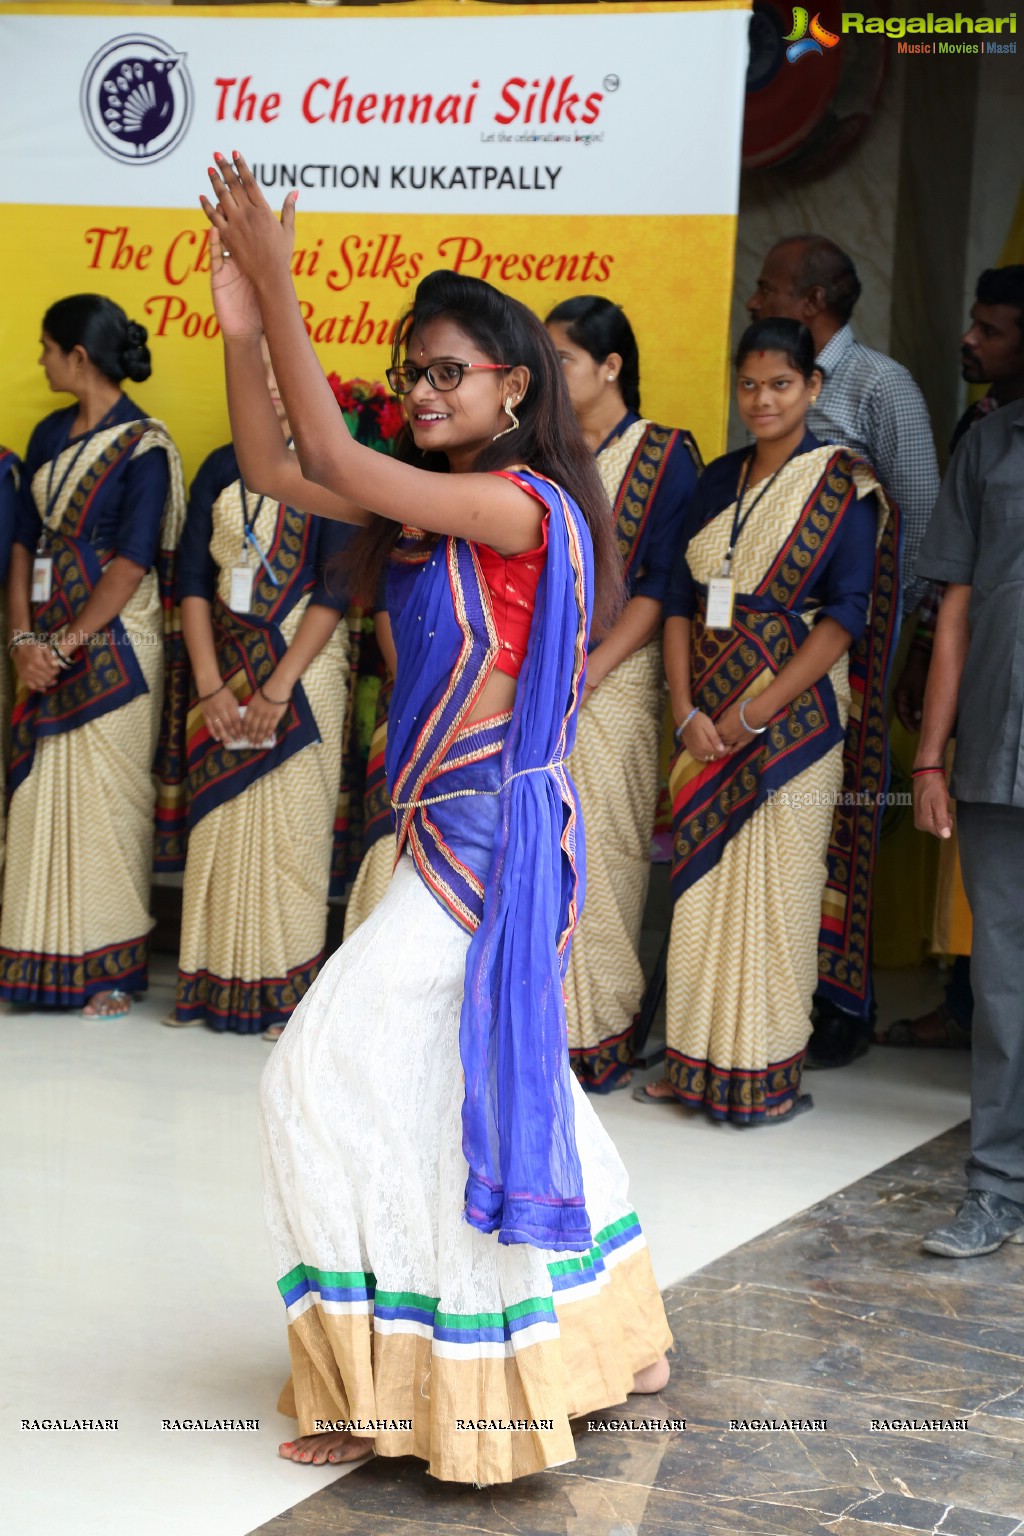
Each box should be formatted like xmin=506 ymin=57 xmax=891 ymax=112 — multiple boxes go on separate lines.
xmin=922 ymin=1190 xmax=1024 ymax=1258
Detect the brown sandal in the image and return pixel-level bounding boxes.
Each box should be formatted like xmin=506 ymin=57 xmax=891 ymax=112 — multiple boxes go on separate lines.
xmin=874 ymin=1003 xmax=971 ymax=1050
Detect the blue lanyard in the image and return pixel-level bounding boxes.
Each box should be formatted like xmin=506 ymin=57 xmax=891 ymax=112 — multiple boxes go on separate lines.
xmin=42 ymin=401 xmax=122 ymax=538
xmin=724 ymin=446 xmax=799 ymax=573
xmin=237 ymin=479 xmax=281 ymax=588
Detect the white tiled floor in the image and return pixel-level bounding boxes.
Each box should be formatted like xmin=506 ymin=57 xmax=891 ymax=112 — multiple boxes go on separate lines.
xmin=2 ymin=959 xmax=970 ymax=1536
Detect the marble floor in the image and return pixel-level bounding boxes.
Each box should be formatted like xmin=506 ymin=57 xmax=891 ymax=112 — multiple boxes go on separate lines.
xmin=253 ymin=1125 xmax=1024 ymax=1536
xmin=2 ymin=956 xmax=984 ymax=1536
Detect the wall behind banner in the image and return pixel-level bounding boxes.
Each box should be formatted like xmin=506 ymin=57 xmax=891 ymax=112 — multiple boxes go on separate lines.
xmin=0 ymin=1 xmax=751 ymax=483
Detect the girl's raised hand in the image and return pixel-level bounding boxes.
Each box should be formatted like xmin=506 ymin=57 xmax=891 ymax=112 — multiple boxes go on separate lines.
xmin=205 ymin=224 xmax=265 ymax=340
xmin=200 ymin=152 xmax=297 ymax=293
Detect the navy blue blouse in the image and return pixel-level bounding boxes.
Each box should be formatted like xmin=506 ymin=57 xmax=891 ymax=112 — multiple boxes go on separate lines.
xmin=0 ymin=449 xmax=20 ymax=586
xmin=176 ymin=443 xmax=353 ymax=611
xmin=663 ymin=432 xmax=878 ymax=643
xmin=598 ymin=411 xmax=701 ymax=606
xmin=15 ymin=395 xmax=169 ymax=569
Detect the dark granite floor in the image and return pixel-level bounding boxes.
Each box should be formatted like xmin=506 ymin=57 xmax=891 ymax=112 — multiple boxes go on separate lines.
xmin=250 ymin=1124 xmax=1024 ymax=1536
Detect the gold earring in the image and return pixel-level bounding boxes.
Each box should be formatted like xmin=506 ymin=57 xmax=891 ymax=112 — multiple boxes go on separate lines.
xmin=492 ymin=397 xmax=520 ymax=441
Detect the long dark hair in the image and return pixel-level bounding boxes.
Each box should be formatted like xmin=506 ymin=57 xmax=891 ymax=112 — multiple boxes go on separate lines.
xmin=343 ymin=270 xmax=622 ymax=633
xmin=43 ymin=294 xmax=151 ymax=384
xmin=545 ymin=295 xmax=641 ymax=415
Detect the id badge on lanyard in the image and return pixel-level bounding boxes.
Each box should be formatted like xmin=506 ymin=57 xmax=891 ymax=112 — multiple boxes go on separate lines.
xmin=231 ymin=483 xmax=280 ymax=612
xmin=707 ymin=450 xmax=796 ymax=633
xmin=706 ymin=573 xmax=735 ymax=631
xmin=229 ymin=562 xmax=255 ymax=613
xmin=31 ymin=555 xmax=54 ymax=605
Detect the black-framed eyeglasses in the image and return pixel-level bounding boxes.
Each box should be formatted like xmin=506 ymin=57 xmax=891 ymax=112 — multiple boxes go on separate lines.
xmin=385 ymin=360 xmax=512 ymax=395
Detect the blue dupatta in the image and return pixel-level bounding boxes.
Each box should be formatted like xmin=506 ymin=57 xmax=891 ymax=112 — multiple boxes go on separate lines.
xmin=385 ymin=470 xmax=594 ymax=1252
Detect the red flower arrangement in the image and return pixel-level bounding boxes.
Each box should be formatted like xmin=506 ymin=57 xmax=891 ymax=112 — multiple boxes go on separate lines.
xmin=326 ymin=374 xmax=405 ymax=454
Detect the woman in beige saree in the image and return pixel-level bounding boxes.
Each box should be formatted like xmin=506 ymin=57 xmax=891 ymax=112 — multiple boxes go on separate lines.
xmin=546 ymin=297 xmax=701 ymax=1091
xmin=1 ymin=295 xmax=184 ymax=1018
xmin=639 ymin=319 xmax=898 ymax=1124
xmin=170 ymin=352 xmax=353 ymax=1037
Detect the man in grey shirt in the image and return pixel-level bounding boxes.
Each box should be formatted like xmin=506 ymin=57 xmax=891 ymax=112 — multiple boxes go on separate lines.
xmin=747 ymin=234 xmax=941 ymax=1068
xmin=913 ymin=398 xmax=1024 ymax=1256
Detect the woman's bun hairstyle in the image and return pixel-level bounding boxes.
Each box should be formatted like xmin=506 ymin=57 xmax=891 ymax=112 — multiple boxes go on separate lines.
xmin=42 ymin=294 xmax=152 ymax=385
xmin=120 ymin=319 xmax=152 ymax=383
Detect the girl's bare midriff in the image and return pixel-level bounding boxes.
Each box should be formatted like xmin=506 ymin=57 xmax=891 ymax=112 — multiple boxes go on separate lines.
xmin=466 ymin=668 xmax=518 ymax=727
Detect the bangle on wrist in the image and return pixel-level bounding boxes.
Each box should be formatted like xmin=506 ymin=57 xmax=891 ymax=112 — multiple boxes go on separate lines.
xmin=47 ymin=634 xmax=74 ymax=670
xmin=674 ymin=706 xmax=699 ymax=743
xmin=259 ymin=684 xmax=291 ymax=707
xmin=739 ymin=698 xmax=768 ymax=735
xmin=8 ymin=630 xmax=35 ymax=655
xmin=912 ymin=765 xmax=946 ymax=778
xmin=197 ymin=683 xmax=227 ymax=704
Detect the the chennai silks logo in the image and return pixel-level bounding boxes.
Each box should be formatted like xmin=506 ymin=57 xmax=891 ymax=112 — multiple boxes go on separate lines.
xmin=80 ymin=35 xmax=193 ymax=164
xmin=784 ymin=7 xmax=841 ymax=62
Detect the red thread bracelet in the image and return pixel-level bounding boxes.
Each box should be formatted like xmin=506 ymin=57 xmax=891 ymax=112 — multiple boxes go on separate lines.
xmin=911 ymin=767 xmax=946 ymax=778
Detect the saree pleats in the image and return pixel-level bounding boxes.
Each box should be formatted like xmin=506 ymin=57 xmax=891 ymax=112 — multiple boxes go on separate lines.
xmin=666 ymin=737 xmax=845 ymax=1118
xmin=564 ymin=640 xmax=662 ymax=1089
xmin=0 ymin=573 xmax=164 ymax=1003
xmin=175 ymin=606 xmax=348 ymax=1034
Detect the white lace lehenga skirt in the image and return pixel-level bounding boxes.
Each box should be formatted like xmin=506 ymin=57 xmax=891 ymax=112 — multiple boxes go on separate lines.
xmin=258 ymin=855 xmax=673 ymax=1485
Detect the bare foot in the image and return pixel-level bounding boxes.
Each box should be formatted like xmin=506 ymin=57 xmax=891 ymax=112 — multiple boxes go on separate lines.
xmin=278 ymin=1432 xmax=374 ymax=1466
xmin=633 ymin=1079 xmax=675 ymax=1100
xmin=632 ymin=1354 xmax=670 ymax=1394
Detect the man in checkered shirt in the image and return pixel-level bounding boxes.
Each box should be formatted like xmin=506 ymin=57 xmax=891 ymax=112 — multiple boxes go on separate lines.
xmin=747 ymin=234 xmax=940 ymax=1068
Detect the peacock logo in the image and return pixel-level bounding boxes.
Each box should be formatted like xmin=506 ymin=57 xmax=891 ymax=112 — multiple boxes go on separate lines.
xmin=80 ymin=35 xmax=194 ymax=164
xmin=784 ymin=7 xmax=841 ymax=62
